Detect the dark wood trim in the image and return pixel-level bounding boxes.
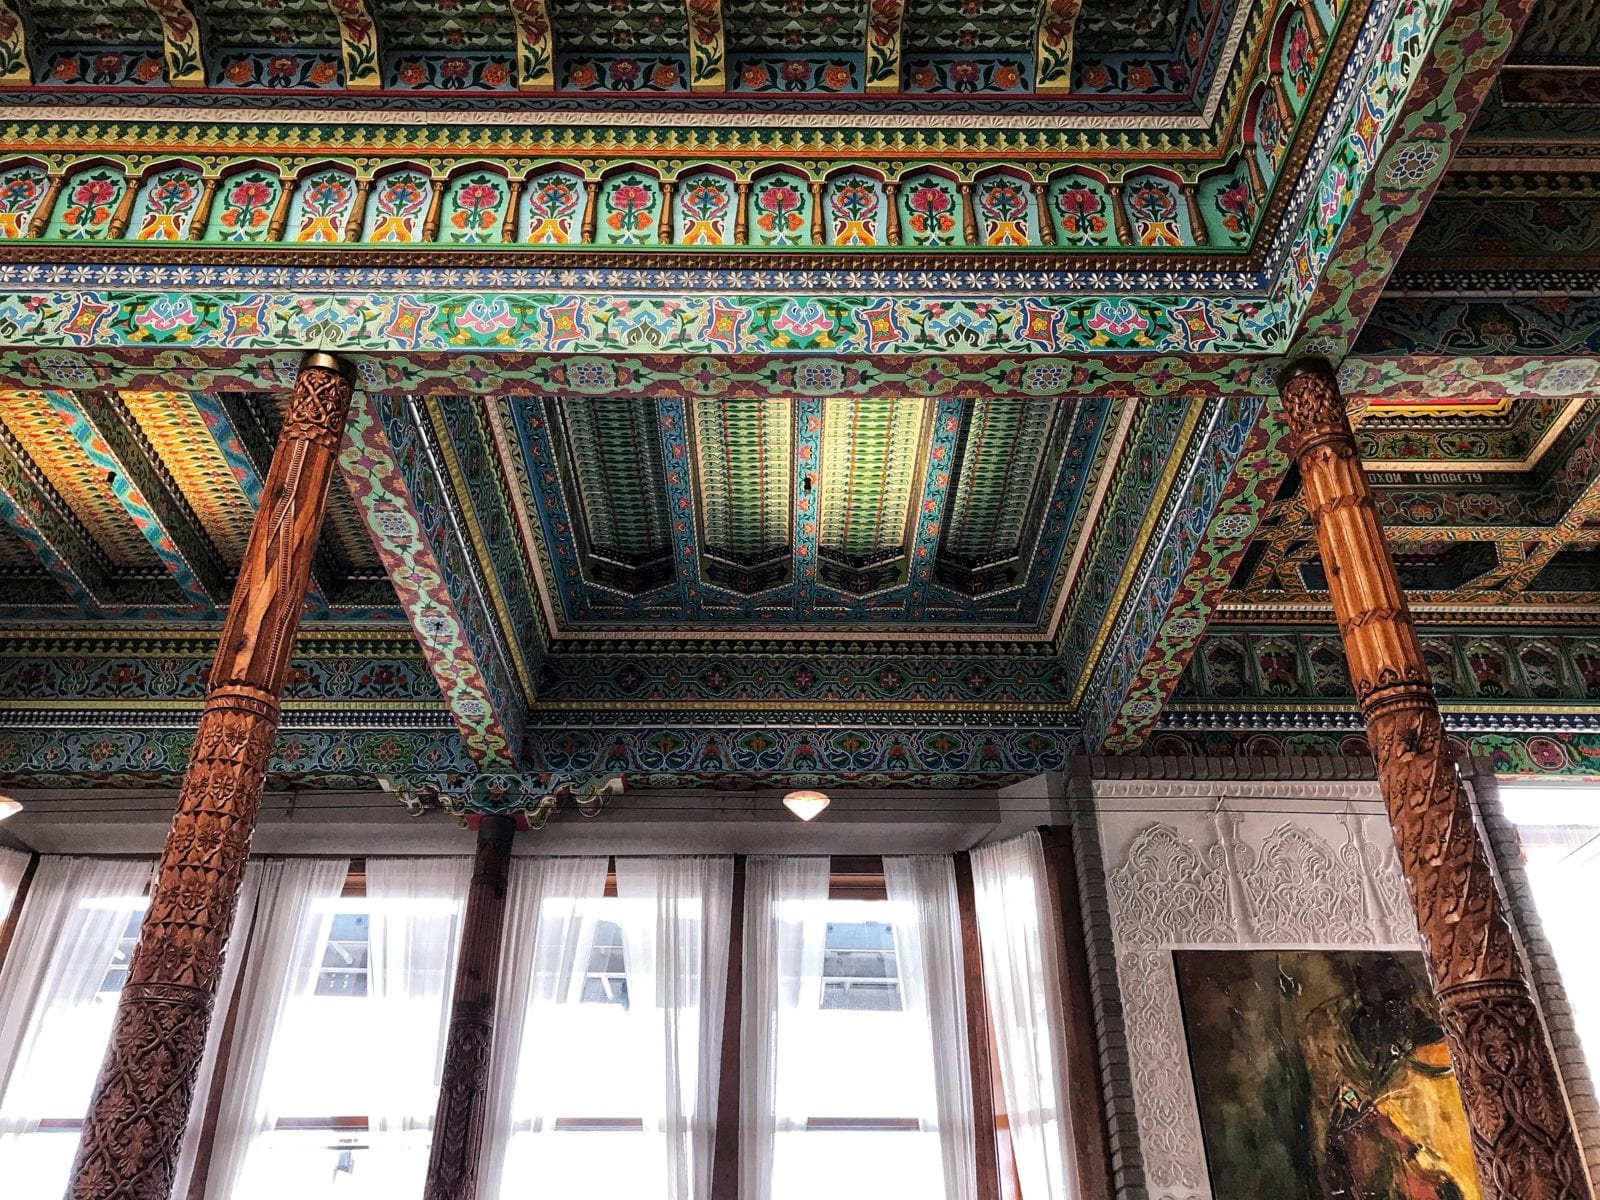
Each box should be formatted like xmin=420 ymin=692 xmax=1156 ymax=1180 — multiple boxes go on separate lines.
xmin=953 ymin=851 xmax=1002 ymax=1200
xmin=0 ymin=850 xmax=40 ymax=976
xmin=1037 ymin=827 xmax=1114 ymax=1200
xmin=828 ymin=855 xmax=887 ymax=900
xmin=710 ymin=856 xmax=745 ymax=1200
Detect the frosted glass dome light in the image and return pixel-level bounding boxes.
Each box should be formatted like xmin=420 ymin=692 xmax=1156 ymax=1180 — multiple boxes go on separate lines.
xmin=782 ymin=789 xmax=830 ymax=821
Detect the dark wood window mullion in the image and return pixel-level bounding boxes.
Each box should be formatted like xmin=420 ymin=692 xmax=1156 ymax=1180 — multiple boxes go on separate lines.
xmin=1037 ymin=826 xmax=1115 ymax=1200
xmin=954 ymin=850 xmax=1002 ymax=1200
xmin=0 ymin=850 xmax=40 ymax=976
xmin=710 ymin=855 xmax=745 ymax=1200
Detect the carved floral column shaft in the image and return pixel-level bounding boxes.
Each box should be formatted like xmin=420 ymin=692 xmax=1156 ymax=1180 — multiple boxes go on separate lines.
xmin=1281 ymin=357 xmax=1592 ymax=1200
xmin=423 ymin=814 xmax=517 ymax=1200
xmin=70 ymin=352 xmax=357 ymax=1200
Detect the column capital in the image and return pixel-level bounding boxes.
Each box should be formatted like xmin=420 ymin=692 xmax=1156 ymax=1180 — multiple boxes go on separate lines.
xmin=1278 ymin=356 xmax=1351 ymax=460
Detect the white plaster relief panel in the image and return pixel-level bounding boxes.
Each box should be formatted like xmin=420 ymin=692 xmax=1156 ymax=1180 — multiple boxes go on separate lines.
xmin=1093 ymin=780 xmax=1420 ymax=1200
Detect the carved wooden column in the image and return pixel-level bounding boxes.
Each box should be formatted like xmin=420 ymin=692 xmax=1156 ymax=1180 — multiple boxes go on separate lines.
xmin=423 ymin=814 xmax=517 ymax=1200
xmin=1281 ymin=358 xmax=1592 ymax=1200
xmin=69 ymin=351 xmax=356 ymax=1200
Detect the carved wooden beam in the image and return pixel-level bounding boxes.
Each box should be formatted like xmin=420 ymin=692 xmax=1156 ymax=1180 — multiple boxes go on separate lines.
xmin=686 ymin=0 xmax=726 ymax=92
xmin=66 ymin=391 xmax=231 ymax=606
xmin=1033 ymin=0 xmax=1084 ymax=94
xmin=864 ymin=0 xmax=907 ymax=94
xmin=1281 ymin=357 xmax=1591 ymax=1200
xmin=0 ymin=419 xmax=119 ymax=608
xmin=328 ymin=0 xmax=382 ymax=90
xmin=423 ymin=815 xmax=515 ymax=1200
xmin=141 ymin=0 xmax=206 ymax=86
xmin=509 ymin=0 xmax=556 ymax=92
xmin=69 ymin=351 xmax=356 ymax=1200
xmin=203 ymin=392 xmax=336 ymax=607
xmin=0 ymin=0 xmax=33 ymax=85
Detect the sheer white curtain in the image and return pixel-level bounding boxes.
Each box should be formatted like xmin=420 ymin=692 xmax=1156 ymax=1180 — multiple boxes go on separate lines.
xmin=615 ymin=855 xmax=734 ymax=1200
xmin=740 ymin=856 xmax=830 ymax=1200
xmin=366 ymin=856 xmax=474 ymax=1154
xmin=970 ymin=832 xmax=1078 ymax=1200
xmin=0 ymin=856 xmax=152 ymax=1196
xmin=884 ymin=855 xmax=979 ymax=1200
xmin=480 ymin=856 xmax=607 ymax=1198
xmin=0 ymin=848 xmax=27 ymax=920
xmin=207 ymin=857 xmax=349 ymax=1200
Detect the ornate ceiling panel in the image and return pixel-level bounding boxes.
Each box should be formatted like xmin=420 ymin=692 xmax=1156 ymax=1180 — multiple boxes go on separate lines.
xmin=723 ymin=0 xmax=864 ymax=52
xmin=193 ymin=0 xmax=340 ymax=51
xmin=501 ymin=395 xmax=1109 ymax=637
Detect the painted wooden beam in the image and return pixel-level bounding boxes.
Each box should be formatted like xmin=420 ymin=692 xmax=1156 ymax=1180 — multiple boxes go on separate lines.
xmin=1033 ymin=0 xmax=1084 ymax=94
xmin=0 ymin=421 xmax=118 ymax=608
xmin=1085 ymin=397 xmax=1288 ymax=753
xmin=509 ymin=0 xmax=556 ymax=92
xmin=52 ymin=391 xmax=230 ymax=607
xmin=0 ymin=0 xmax=33 ymax=85
xmin=340 ymin=393 xmax=525 ymax=767
xmin=141 ymin=0 xmax=206 ymax=87
xmin=864 ymin=0 xmax=907 ymax=93
xmin=686 ymin=0 xmax=726 ymax=92
xmin=328 ymin=0 xmax=382 ymax=90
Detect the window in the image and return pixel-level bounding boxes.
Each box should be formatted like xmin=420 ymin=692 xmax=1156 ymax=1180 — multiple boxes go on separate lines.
xmin=1500 ymin=786 xmax=1600 ymax=1075
xmin=237 ymin=859 xmax=469 ymax=1200
xmin=769 ymin=894 xmax=947 ymax=1199
xmin=504 ymin=898 xmax=657 ymax=1199
xmin=0 ymin=858 xmax=151 ymax=1200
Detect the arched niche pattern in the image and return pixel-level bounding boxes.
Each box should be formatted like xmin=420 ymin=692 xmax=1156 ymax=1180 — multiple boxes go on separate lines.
xmin=1046 ymin=170 xmax=1117 ymax=248
xmin=129 ymin=163 xmax=206 ymax=241
xmin=1122 ymin=169 xmax=1191 ymax=248
xmin=594 ymin=166 xmax=662 ymax=246
xmin=286 ymin=164 xmax=359 ymax=242
xmin=363 ymin=166 xmax=436 ymax=243
xmin=823 ymin=171 xmax=887 ymax=247
xmin=895 ymin=168 xmax=963 ymax=247
xmin=46 ymin=161 xmax=128 ymax=240
xmin=972 ymin=169 xmax=1036 ymax=246
xmin=747 ymin=168 xmax=812 ymax=247
xmin=0 ymin=160 xmax=52 ymax=239
xmin=519 ymin=167 xmax=587 ymax=245
xmin=204 ymin=163 xmax=284 ymax=243
xmin=439 ymin=167 xmax=511 ymax=245
xmin=674 ymin=169 xmax=734 ymax=246
xmin=1196 ymin=161 xmax=1256 ymax=248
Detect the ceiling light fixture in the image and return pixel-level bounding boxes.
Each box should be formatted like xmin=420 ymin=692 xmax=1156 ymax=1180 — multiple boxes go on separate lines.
xmin=0 ymin=795 xmax=20 ymax=822
xmin=782 ymin=789 xmax=830 ymax=821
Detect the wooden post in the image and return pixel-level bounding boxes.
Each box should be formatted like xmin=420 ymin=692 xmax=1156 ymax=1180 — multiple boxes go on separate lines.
xmin=0 ymin=851 xmax=40 ymax=972
xmin=953 ymin=852 xmax=1001 ymax=1200
xmin=1281 ymin=358 xmax=1592 ymax=1200
xmin=423 ymin=814 xmax=517 ymax=1200
xmin=69 ymin=351 xmax=356 ymax=1200
xmin=710 ymin=856 xmax=746 ymax=1200
xmin=1036 ymin=827 xmax=1115 ymax=1200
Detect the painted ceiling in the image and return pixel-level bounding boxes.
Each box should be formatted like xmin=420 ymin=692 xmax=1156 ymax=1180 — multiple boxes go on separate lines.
xmin=0 ymin=0 xmax=1599 ymax=807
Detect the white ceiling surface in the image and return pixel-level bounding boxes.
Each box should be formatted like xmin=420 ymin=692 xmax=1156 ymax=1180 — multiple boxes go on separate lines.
xmin=0 ymin=778 xmax=1067 ymax=857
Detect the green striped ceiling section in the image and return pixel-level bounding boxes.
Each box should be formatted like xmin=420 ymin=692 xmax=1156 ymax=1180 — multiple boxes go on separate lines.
xmin=691 ymin=399 xmax=793 ymax=595
xmin=555 ymin=398 xmax=674 ymax=594
xmin=938 ymin=399 xmax=1066 ymax=593
xmin=817 ymin=397 xmax=929 ymax=593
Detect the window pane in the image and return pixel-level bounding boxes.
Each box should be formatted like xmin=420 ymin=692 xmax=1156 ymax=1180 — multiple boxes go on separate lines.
xmin=821 ymin=920 xmax=902 ymax=1011
xmin=773 ymin=1130 xmax=946 ymax=1200
xmin=238 ymin=1130 xmax=431 ymax=1200
xmin=1502 ymin=787 xmax=1600 ymax=1075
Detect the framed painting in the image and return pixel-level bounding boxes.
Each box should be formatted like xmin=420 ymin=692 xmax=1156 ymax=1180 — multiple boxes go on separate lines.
xmin=1173 ymin=948 xmax=1481 ymax=1200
